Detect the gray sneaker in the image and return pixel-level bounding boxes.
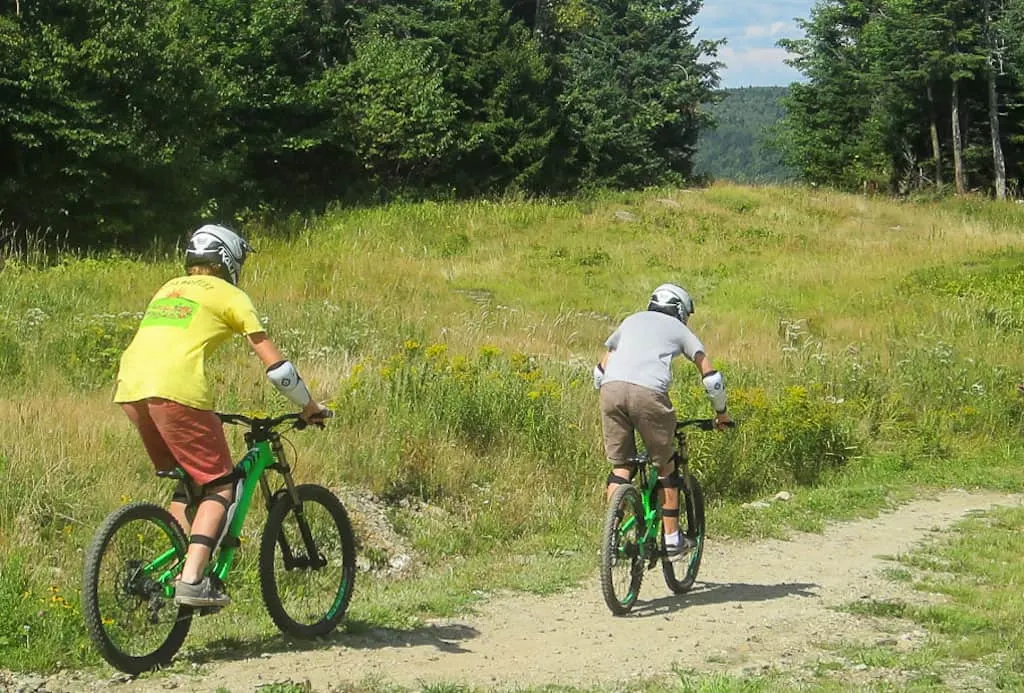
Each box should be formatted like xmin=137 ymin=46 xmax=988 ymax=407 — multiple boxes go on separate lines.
xmin=174 ymin=577 xmax=231 ymax=608
xmin=664 ymin=536 xmax=697 ymax=563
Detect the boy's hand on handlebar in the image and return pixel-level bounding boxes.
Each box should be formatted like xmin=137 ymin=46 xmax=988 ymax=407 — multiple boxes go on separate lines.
xmin=714 ymin=412 xmax=734 ymax=431
xmin=301 ymin=401 xmax=332 ymax=426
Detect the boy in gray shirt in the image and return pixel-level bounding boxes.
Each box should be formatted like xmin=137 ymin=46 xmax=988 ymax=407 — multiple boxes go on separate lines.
xmin=594 ymin=283 xmax=732 ymax=560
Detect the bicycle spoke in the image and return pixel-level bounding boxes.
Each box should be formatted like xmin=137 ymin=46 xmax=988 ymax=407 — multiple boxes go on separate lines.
xmin=82 ymin=503 xmax=191 ymax=674
xmin=260 ymin=485 xmax=355 ymax=636
xmin=94 ymin=519 xmax=181 ymax=655
xmin=601 ymin=485 xmax=645 ymax=614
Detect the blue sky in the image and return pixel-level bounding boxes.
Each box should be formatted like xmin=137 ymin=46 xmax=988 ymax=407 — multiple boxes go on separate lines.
xmin=694 ymin=0 xmax=813 ymax=88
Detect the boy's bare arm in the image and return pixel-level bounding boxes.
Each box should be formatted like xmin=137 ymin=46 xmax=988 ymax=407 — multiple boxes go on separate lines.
xmin=247 ymin=332 xmax=326 ymax=420
xmin=247 ymin=331 xmax=284 ymax=367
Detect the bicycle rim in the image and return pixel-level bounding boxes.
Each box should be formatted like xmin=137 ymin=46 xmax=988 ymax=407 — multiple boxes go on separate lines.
xmin=259 ymin=484 xmax=356 ymax=637
xmin=662 ymin=476 xmax=706 ymax=594
xmin=81 ymin=503 xmax=192 ymax=674
xmin=600 ymin=484 xmax=645 ymax=615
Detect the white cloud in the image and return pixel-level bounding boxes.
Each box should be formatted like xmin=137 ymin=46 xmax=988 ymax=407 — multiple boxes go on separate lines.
xmin=742 ymin=21 xmax=789 ymax=38
xmin=716 ymin=46 xmax=803 ymax=88
xmin=696 ymin=0 xmax=812 ymax=86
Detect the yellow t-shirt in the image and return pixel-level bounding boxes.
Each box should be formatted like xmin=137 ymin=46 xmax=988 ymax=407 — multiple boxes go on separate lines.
xmin=114 ymin=275 xmax=265 ymax=410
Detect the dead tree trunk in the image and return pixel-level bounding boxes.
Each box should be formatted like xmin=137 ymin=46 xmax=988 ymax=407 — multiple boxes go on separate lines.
xmin=952 ymin=78 xmax=966 ymax=194
xmin=927 ymin=82 xmax=942 ymax=189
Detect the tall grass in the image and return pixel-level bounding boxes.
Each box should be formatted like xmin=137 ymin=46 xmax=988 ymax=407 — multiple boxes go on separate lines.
xmin=2 ymin=185 xmax=1024 ymax=673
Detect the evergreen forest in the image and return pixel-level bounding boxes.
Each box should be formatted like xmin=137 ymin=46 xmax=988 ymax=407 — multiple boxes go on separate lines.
xmin=694 ymin=86 xmax=795 ymax=183
xmin=0 ymin=0 xmax=721 ymax=247
xmin=7 ymin=0 xmax=1024 ymax=252
xmin=779 ymin=0 xmax=1024 ymax=198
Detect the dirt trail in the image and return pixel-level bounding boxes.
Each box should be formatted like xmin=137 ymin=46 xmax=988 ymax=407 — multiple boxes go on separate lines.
xmin=8 ymin=490 xmax=1019 ymax=692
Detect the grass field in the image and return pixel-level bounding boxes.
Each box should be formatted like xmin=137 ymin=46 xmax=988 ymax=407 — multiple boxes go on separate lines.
xmin=2 ymin=183 xmax=1024 ymax=681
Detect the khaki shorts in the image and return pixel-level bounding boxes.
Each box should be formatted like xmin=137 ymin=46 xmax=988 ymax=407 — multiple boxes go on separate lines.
xmin=599 ymin=381 xmax=676 ymax=471
xmin=122 ymin=398 xmax=234 ymax=486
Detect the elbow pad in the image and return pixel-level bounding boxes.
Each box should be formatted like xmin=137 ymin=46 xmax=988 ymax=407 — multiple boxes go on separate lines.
xmin=702 ymin=370 xmax=727 ymax=413
xmin=266 ymin=360 xmax=313 ymax=408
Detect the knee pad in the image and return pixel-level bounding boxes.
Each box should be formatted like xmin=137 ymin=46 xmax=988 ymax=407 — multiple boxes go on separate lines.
xmin=191 ymin=475 xmax=240 ymax=550
xmin=198 ymin=477 xmax=236 ymax=510
xmin=658 ymin=467 xmax=682 ymax=489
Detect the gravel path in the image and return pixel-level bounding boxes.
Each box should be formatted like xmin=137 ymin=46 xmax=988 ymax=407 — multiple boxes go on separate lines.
xmin=4 ymin=489 xmax=1017 ymax=692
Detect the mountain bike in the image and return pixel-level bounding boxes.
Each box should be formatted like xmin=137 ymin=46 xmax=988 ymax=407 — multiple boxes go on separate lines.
xmin=600 ymin=418 xmax=730 ymax=615
xmin=81 ymin=412 xmax=356 ymax=675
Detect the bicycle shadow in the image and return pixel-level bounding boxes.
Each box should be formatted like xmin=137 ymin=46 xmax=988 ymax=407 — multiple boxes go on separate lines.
xmin=185 ymin=618 xmax=480 ymax=666
xmin=627 ymin=580 xmax=820 ymax=617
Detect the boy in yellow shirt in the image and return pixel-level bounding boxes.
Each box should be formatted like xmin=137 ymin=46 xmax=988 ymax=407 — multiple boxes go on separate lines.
xmin=114 ymin=224 xmax=328 ymax=607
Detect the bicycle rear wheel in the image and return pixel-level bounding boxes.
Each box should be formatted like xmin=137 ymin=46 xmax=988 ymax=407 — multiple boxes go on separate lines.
xmin=259 ymin=484 xmax=356 ymax=637
xmin=662 ymin=474 xmax=706 ymax=594
xmin=600 ymin=484 xmax=646 ymax=615
xmin=81 ymin=503 xmax=192 ymax=675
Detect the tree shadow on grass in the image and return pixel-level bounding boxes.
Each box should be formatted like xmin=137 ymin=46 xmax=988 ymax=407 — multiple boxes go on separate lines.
xmin=184 ymin=618 xmax=480 ymax=666
xmin=628 ymin=580 xmax=820 ymax=618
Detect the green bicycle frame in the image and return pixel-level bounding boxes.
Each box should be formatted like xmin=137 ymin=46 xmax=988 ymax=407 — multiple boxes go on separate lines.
xmin=145 ymin=437 xmax=283 ymax=597
xmin=617 ymin=455 xmax=665 ymax=552
xmin=637 ymin=459 xmax=665 ymax=548
xmin=208 ymin=439 xmax=277 ymax=581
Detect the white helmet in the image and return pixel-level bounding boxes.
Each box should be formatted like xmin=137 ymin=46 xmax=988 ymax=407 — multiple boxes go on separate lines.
xmin=184 ymin=224 xmax=251 ymax=285
xmin=648 ymin=283 xmax=694 ymax=324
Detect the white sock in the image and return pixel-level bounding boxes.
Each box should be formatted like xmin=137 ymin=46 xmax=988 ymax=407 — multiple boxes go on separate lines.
xmin=664 ymin=531 xmax=682 ymax=547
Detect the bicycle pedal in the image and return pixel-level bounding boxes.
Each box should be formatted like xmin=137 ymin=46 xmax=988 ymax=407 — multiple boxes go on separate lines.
xmin=197 ymin=605 xmax=225 ymax=617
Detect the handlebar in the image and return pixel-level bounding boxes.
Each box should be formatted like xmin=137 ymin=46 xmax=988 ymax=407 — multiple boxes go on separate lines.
xmin=217 ymin=410 xmax=333 ymax=432
xmin=676 ymin=418 xmax=736 ymax=432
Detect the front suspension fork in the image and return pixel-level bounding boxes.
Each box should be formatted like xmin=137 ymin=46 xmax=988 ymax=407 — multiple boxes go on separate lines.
xmin=269 ymin=438 xmax=324 ymax=569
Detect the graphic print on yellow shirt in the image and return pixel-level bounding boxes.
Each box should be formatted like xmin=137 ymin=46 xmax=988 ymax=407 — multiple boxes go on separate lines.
xmin=138 ymin=297 xmax=200 ymax=329
xmin=114 ymin=275 xmax=264 ymax=410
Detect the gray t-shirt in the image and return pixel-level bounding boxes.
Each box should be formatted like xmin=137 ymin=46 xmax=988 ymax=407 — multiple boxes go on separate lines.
xmin=602 ymin=311 xmax=705 ymax=394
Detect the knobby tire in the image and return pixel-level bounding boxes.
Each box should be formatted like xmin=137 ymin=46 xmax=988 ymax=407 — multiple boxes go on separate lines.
xmin=259 ymin=483 xmax=356 ymax=637
xmin=662 ymin=475 xmax=706 ymax=594
xmin=81 ymin=503 xmax=192 ymax=675
xmin=600 ymin=484 xmax=646 ymax=615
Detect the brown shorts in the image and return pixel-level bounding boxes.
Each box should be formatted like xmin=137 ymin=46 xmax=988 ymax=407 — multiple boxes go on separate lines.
xmin=121 ymin=398 xmax=234 ymax=486
xmin=599 ymin=381 xmax=676 ymax=471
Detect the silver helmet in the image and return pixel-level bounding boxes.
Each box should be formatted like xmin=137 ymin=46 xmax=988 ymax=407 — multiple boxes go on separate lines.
xmin=648 ymin=283 xmax=694 ymax=324
xmin=184 ymin=224 xmax=251 ymax=285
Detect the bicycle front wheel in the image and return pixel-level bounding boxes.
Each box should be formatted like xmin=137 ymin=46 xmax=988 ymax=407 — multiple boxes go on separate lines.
xmin=662 ymin=474 xmax=706 ymax=594
xmin=600 ymin=484 xmax=646 ymax=615
xmin=259 ymin=484 xmax=356 ymax=637
xmin=81 ymin=503 xmax=192 ymax=675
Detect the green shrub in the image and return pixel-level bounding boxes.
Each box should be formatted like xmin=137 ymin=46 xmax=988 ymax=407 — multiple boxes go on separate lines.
xmin=49 ymin=313 xmax=141 ymax=391
xmin=682 ymin=384 xmax=860 ymax=500
xmin=335 ymin=342 xmax=572 ymax=460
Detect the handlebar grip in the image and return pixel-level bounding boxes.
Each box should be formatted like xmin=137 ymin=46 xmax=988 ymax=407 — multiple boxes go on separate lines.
xmin=677 ymin=418 xmax=737 ymax=431
xmin=293 ymin=408 xmax=334 ymax=430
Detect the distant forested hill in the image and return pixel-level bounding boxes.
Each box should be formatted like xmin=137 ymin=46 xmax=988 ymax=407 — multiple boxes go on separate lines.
xmin=694 ymin=86 xmax=794 ymax=183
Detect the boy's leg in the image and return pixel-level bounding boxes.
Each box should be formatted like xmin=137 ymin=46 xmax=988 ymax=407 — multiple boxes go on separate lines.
xmin=599 ymin=382 xmax=637 ymax=500
xmin=632 ymin=389 xmax=680 ymax=536
xmin=178 ymin=479 xmax=233 ymax=584
xmin=148 ymin=400 xmax=235 ymax=599
xmin=121 ymin=401 xmax=191 ymax=532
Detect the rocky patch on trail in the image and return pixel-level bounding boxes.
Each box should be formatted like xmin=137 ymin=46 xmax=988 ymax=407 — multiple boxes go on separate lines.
xmin=331 ymin=486 xmax=421 ymax=579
